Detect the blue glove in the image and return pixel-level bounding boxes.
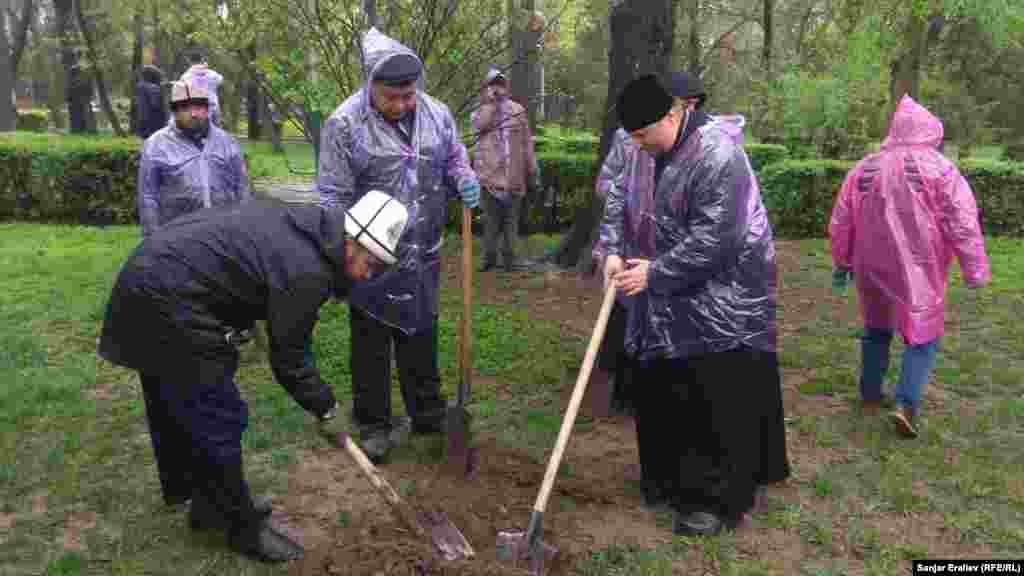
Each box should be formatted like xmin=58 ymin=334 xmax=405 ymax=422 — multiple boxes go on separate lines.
xmin=832 ymin=268 xmax=852 ymax=295
xmin=460 ymin=181 xmax=481 ymax=209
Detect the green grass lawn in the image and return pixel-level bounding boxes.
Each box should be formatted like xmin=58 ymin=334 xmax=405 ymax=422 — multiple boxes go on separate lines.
xmin=0 ymin=222 xmax=1021 ymax=575
xmin=241 ymin=140 xmax=318 ymax=183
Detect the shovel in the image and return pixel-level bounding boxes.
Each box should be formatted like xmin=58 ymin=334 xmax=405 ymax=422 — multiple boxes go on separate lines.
xmin=322 ymin=431 xmax=475 ymax=561
xmin=496 ymin=283 xmax=617 ymax=575
xmin=445 ymin=205 xmax=475 ymax=476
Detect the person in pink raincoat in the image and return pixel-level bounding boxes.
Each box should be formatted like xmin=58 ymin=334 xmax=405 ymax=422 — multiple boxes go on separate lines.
xmin=829 ymin=94 xmax=991 ymax=438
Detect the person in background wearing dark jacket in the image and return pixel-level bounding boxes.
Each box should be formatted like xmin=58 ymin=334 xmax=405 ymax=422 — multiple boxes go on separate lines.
xmin=136 ymin=65 xmax=167 ymax=140
xmin=97 ymin=191 xmax=409 ymax=563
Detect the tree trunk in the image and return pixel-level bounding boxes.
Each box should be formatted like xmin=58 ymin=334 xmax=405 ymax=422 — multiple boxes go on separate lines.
xmin=548 ymin=0 xmax=674 ymax=271
xmin=795 ymin=3 xmax=813 ymax=64
xmin=226 ymin=81 xmax=241 ymax=132
xmin=247 ymin=78 xmax=262 ymax=140
xmin=10 ymin=0 xmax=35 ymax=76
xmin=129 ymin=10 xmax=143 ymax=135
xmin=762 ymin=0 xmax=774 ymax=73
xmin=0 ymin=9 xmax=15 ymax=131
xmin=54 ymin=0 xmax=95 ymax=133
xmin=152 ymin=4 xmax=161 ymax=68
xmin=687 ymin=0 xmax=701 ymax=71
xmin=47 ymin=44 xmax=65 ymax=130
xmin=364 ymin=0 xmax=377 ymax=28
xmin=74 ymin=0 xmax=124 ymax=137
xmin=889 ymin=12 xmax=929 ymax=118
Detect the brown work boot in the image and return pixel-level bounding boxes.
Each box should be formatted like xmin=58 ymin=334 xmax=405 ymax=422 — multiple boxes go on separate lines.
xmin=888 ymin=406 xmax=918 ymax=438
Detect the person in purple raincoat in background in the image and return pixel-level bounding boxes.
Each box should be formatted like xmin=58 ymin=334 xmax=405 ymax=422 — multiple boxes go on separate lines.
xmin=612 ymin=75 xmax=790 ymax=537
xmin=472 ymin=67 xmax=541 ymax=272
xmin=137 ymin=79 xmax=250 ymax=238
xmin=317 ymin=28 xmax=481 ymax=464
xmin=829 ymin=94 xmax=991 ymax=438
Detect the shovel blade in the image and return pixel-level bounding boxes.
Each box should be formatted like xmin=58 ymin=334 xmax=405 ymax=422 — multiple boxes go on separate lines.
xmin=418 ymin=509 xmax=475 ymax=561
xmin=495 ymin=530 xmax=558 ymax=576
xmin=445 ymin=406 xmax=474 ymax=476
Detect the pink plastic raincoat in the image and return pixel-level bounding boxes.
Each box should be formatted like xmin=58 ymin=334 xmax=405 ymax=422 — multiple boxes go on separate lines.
xmin=829 ymin=95 xmax=991 ymax=345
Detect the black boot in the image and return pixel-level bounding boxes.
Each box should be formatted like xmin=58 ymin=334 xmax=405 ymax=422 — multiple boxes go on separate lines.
xmin=358 ymin=427 xmax=394 ymax=464
xmin=190 ymin=494 xmax=272 ymax=531
xmin=228 ymin=515 xmax=305 ymax=563
xmin=213 ymin=457 xmax=304 ymax=562
xmin=673 ymin=511 xmax=726 ymax=537
xmin=411 ymin=409 xmax=447 ymax=435
xmin=502 ymin=252 xmax=528 ymax=272
xmin=479 ymin=255 xmax=497 ymax=272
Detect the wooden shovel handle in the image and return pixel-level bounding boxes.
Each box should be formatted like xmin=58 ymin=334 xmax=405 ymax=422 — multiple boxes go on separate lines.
xmin=341 ymin=434 xmax=426 ymax=538
xmin=460 ymin=206 xmax=473 ymax=405
xmin=531 ymin=283 xmax=617 ymax=514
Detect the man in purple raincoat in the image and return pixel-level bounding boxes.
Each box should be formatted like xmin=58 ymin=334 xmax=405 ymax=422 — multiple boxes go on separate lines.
xmin=593 ymin=71 xmax=709 ymax=492
xmin=830 ymin=95 xmax=990 ymax=438
xmin=612 ymin=75 xmax=790 ymax=537
xmin=317 ymin=28 xmax=480 ymax=463
xmin=137 ymin=79 xmax=250 ymax=237
xmin=472 ymin=67 xmax=540 ymax=272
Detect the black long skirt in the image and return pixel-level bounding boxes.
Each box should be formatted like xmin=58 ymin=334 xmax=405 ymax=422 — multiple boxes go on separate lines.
xmin=635 ymin=347 xmax=790 ymax=523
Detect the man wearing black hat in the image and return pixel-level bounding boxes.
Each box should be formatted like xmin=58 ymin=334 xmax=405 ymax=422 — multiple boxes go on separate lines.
xmin=591 ymin=70 xmax=711 ymax=489
xmin=610 ymin=74 xmax=790 ymax=537
xmin=317 ymin=28 xmax=481 ymax=464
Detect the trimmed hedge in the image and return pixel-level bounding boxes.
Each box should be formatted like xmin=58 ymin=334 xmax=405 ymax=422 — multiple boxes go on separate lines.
xmin=759 ymin=159 xmax=1024 ymax=238
xmin=759 ymin=160 xmax=852 ymax=238
xmin=0 ymin=133 xmax=141 ymax=224
xmin=3 ymin=132 xmax=1022 ymax=238
xmin=16 ymin=109 xmax=49 ymax=132
xmin=746 ymin=143 xmax=789 ymax=171
xmin=960 ymin=160 xmax=1024 ymax=237
xmin=1005 ymin=141 xmax=1024 ymax=162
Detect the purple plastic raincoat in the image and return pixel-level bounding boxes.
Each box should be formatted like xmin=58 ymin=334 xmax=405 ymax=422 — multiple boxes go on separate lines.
xmin=316 ymin=28 xmax=478 ymax=334
xmin=635 ymin=114 xmax=777 ymax=361
xmin=829 ymin=95 xmax=991 ymax=345
xmin=137 ymin=122 xmax=250 ymax=237
xmin=593 ymin=127 xmax=656 ymax=354
xmin=471 ymin=68 xmax=538 ymax=200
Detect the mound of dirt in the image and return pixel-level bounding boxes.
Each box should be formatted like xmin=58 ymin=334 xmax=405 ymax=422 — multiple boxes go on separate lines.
xmin=289 ymin=437 xmax=645 ymax=576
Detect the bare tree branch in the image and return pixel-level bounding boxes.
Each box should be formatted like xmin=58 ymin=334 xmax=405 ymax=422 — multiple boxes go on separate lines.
xmin=73 ymin=0 xmax=124 ymax=136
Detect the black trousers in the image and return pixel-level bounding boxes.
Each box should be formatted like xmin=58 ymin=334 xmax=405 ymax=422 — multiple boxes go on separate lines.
xmin=139 ymin=351 xmax=256 ymax=527
xmin=632 ymin=356 xmax=680 ymax=500
xmin=349 ymin=307 xmax=447 ymax=433
xmin=636 ymin=347 xmax=790 ymax=522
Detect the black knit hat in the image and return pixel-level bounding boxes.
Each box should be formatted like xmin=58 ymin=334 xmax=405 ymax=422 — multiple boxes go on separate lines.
xmin=667 ymin=71 xmax=707 ymax=108
xmin=374 ymin=53 xmax=422 ymax=86
xmin=616 ymin=75 xmax=673 ymax=132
